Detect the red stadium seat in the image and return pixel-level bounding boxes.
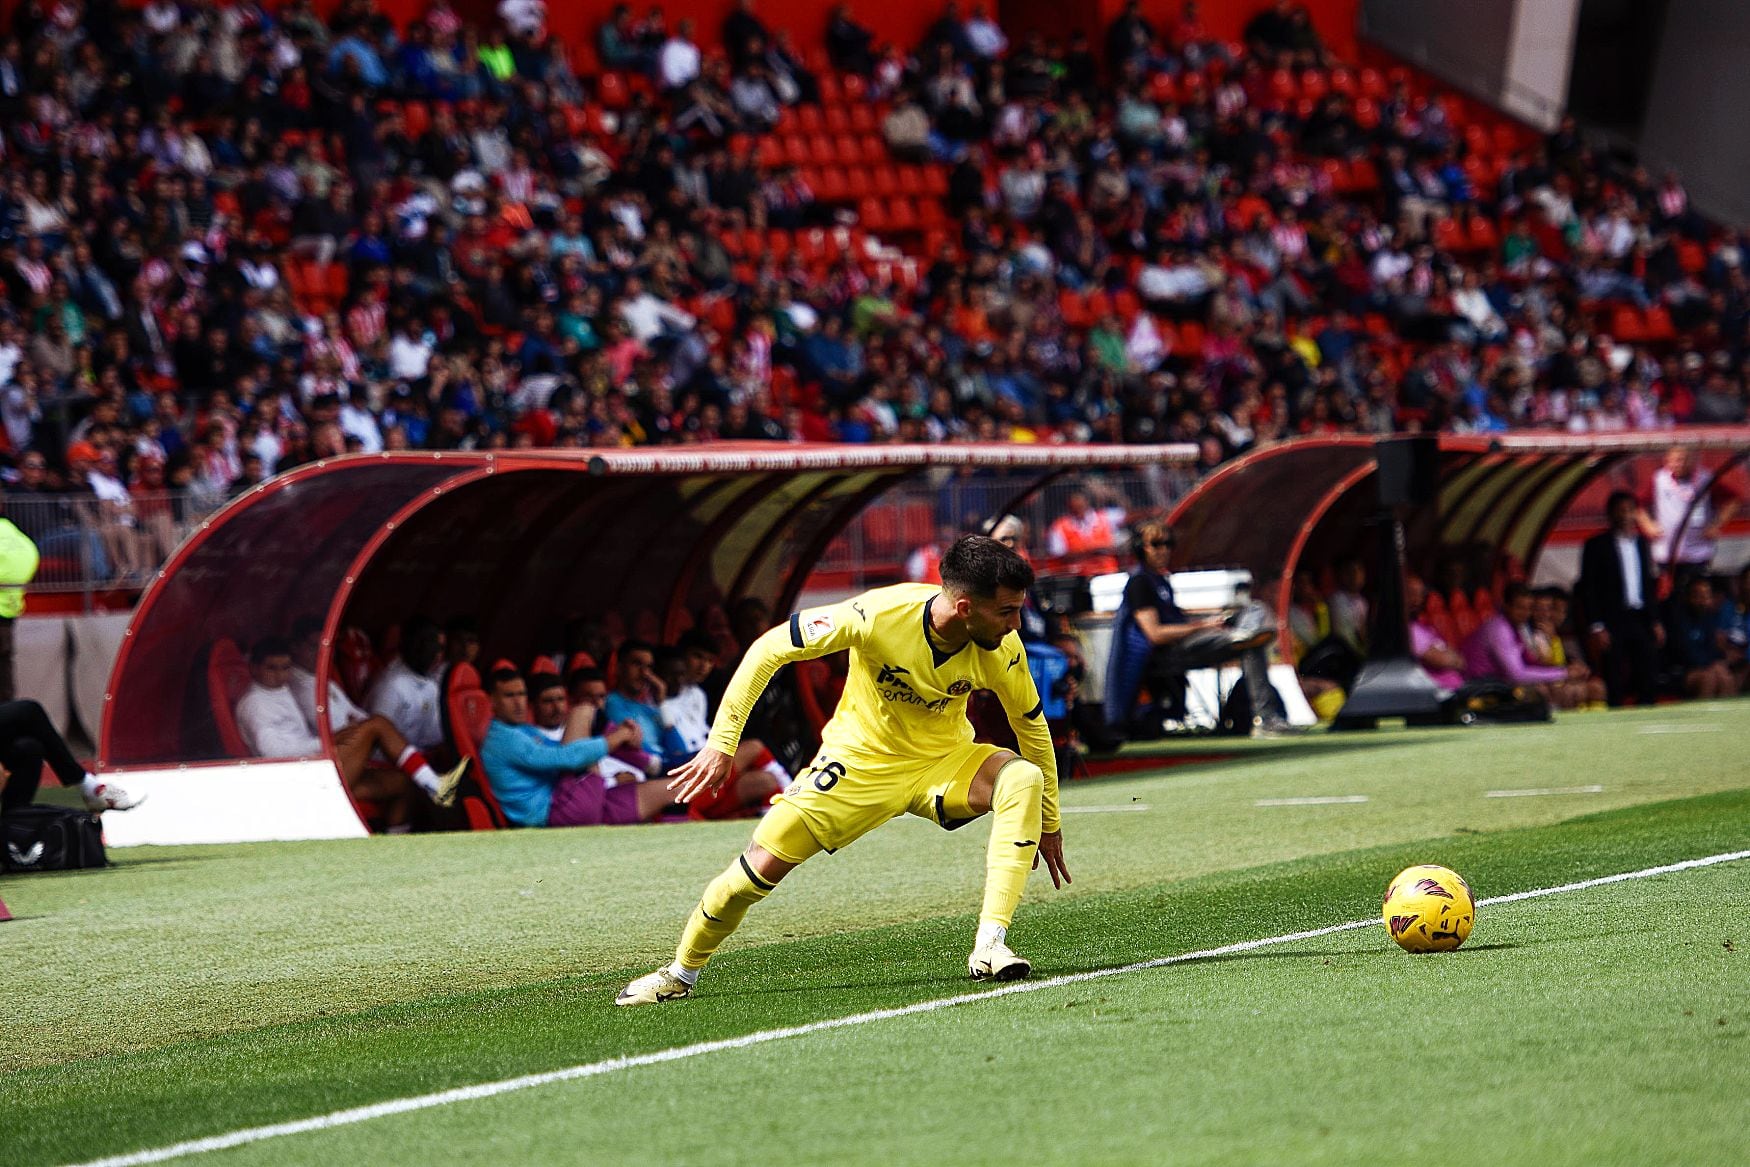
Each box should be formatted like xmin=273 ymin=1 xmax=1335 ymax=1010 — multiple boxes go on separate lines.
xmin=796 ymin=105 xmax=824 ymax=134
xmin=207 ymin=639 xmax=253 ymax=757
xmin=597 ymin=72 xmax=630 ymax=110
xmin=442 ymin=663 xmax=507 ymax=831
xmin=824 ymin=105 xmax=851 ymax=134
xmin=858 ymin=197 xmax=889 ymax=231
xmin=848 ymin=103 xmax=877 ymax=134
xmin=869 ymin=165 xmax=899 ymax=197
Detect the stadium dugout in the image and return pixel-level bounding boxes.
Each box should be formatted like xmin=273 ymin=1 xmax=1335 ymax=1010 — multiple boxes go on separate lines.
xmin=96 ymin=443 xmax=1194 ymax=846
xmin=1167 ymin=427 xmax=1750 ymax=659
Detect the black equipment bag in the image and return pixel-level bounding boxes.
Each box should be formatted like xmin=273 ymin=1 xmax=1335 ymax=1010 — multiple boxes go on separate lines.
xmin=1445 ymin=680 xmax=1553 ymax=725
xmin=2 ymin=805 xmax=108 ymax=872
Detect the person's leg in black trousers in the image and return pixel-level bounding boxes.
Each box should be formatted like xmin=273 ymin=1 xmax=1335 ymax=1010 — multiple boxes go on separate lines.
xmin=0 ymin=699 xmax=139 ymax=812
xmin=0 ymin=736 xmax=46 ymax=815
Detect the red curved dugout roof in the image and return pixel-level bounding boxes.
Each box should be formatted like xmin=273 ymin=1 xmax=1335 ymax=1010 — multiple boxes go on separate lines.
xmin=1167 ymin=428 xmax=1750 ymax=638
xmin=102 ymin=443 xmax=1197 ymax=768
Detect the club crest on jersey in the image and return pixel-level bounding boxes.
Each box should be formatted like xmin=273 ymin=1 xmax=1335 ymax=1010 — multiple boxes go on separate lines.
xmin=948 ymin=679 xmax=973 ymax=695
xmin=800 ymin=613 xmax=836 ymax=644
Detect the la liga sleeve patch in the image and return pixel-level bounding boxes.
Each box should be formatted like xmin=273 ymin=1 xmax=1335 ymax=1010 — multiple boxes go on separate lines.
xmin=799 ymin=612 xmax=836 ymax=645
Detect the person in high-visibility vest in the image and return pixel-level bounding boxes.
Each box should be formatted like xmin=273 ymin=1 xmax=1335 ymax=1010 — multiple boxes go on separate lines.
xmin=0 ymin=490 xmax=41 ymax=702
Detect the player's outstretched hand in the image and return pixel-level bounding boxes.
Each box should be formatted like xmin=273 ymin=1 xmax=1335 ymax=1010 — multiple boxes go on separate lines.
xmin=667 ymin=747 xmax=736 ymax=803
xmin=1034 ymin=830 xmax=1071 ymax=889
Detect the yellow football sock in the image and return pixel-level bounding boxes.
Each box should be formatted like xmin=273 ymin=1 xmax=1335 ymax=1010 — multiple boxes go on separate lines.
xmin=979 ymin=759 xmax=1044 ymax=929
xmin=675 ymin=855 xmax=774 ymax=972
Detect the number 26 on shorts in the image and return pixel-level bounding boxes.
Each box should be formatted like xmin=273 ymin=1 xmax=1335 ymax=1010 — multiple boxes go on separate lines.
xmin=808 ymin=759 xmax=846 ymax=791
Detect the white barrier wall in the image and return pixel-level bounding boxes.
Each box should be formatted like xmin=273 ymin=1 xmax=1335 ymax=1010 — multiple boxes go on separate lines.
xmin=16 ymin=612 xmax=131 ymax=742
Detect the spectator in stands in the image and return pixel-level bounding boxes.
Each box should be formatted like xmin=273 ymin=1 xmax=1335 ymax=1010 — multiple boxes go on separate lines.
xmin=366 ymin=617 xmax=446 ymax=752
xmin=826 ymin=4 xmax=876 ymax=75
xmin=478 ymin=663 xmax=672 ymax=828
xmin=1 ymin=698 xmax=141 ymax=818
xmin=236 ymin=636 xmax=460 ymax=831
xmin=1103 ymin=518 xmax=1284 ymax=737
xmin=598 ymin=4 xmax=650 ymax=71
xmin=443 ymin=617 xmax=482 ymax=671
xmin=1664 ymin=576 xmax=1736 ymax=698
xmin=1582 ymin=489 xmax=1659 ymax=706
xmin=1406 ymin=576 xmax=1464 ymax=693
xmin=1461 ymin=582 xmax=1589 ymax=705
xmin=657 ymin=17 xmax=702 ymax=92
xmin=1643 ymin=446 xmax=1740 ymax=584
xmin=722 ymin=0 xmax=770 ymax=73
xmin=1045 ymin=486 xmax=1123 ymax=574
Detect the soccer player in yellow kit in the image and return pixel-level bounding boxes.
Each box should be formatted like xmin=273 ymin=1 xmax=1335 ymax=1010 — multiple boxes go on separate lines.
xmin=617 ymin=535 xmax=1070 ymax=1005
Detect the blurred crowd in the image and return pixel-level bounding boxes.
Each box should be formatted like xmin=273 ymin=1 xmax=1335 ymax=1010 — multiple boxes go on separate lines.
xmin=0 ymin=0 xmax=1747 ymax=586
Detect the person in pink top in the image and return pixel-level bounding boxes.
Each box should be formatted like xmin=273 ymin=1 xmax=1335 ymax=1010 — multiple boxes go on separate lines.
xmin=1406 ymin=576 xmax=1465 ymax=692
xmin=1462 ymin=582 xmax=1590 ymax=703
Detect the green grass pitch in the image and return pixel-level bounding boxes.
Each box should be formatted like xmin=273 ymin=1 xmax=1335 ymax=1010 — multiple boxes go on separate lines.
xmin=3 ymin=701 xmax=1746 ymax=1166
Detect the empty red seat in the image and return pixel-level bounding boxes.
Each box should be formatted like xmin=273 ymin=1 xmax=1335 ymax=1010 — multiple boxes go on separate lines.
xmin=598 ymin=72 xmax=629 ymax=109
xmin=848 ymin=104 xmax=877 ymax=134
xmin=796 ymin=105 xmax=824 ymax=134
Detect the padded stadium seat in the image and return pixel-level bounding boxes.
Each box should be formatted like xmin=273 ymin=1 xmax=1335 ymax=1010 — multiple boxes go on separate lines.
xmin=857 ymin=134 xmax=885 ymax=164
xmin=1359 ymin=68 xmax=1387 ymax=99
xmin=403 ymin=101 xmax=431 ymax=139
xmin=807 ymin=134 xmax=835 ymax=166
xmin=442 ymin=662 xmax=506 ymax=830
xmin=869 ymin=165 xmax=899 ymax=197
xmin=1677 ymin=241 xmax=1706 ymax=274
xmin=597 ymin=72 xmax=629 ymax=109
xmin=858 ymin=198 xmax=889 ymax=231
xmin=1058 ymin=287 xmax=1090 ymax=328
xmin=765 ymin=230 xmax=792 ymax=261
xmin=1353 ymin=97 xmax=1380 ymax=130
xmin=1432 ymin=217 xmax=1467 ymax=253
xmin=922 ymin=166 xmax=948 ymax=196
xmin=824 ymin=105 xmax=851 ymax=134
xmin=817 ymin=73 xmax=842 ymax=105
xmin=896 ymin=165 xmax=924 ymax=197
xmin=1329 ymin=67 xmax=1357 ymax=97
xmin=207 ymin=639 xmax=253 ymax=757
xmin=781 ymin=135 xmax=810 ymax=166
xmin=757 ymin=136 xmax=783 ymax=168
xmin=1267 ymin=68 xmax=1296 ymax=105
xmin=832 ymin=135 xmax=862 ymax=166
xmin=1467 ymin=216 xmax=1501 ymax=253
xmin=797 ymin=105 xmax=824 ymax=134
xmin=1492 ymin=124 xmax=1521 ymax=155
xmin=816 ymin=166 xmax=851 ymax=202
xmin=886 ymin=198 xmax=918 ymax=232
xmin=840 ymin=73 xmax=867 ymax=102
xmin=1148 ymin=72 xmax=1176 ymax=104
xmin=849 ymin=103 xmax=877 ymax=134
xmin=1300 ymin=69 xmax=1329 ymax=102
xmin=1642 ymin=305 xmax=1678 ymax=341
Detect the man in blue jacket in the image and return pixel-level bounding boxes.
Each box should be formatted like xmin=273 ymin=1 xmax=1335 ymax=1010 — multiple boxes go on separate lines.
xmin=479 ymin=664 xmax=672 ymax=828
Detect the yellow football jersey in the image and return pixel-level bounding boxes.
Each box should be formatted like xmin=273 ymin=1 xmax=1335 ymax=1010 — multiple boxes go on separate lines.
xmin=708 ymin=583 xmax=1061 ymax=832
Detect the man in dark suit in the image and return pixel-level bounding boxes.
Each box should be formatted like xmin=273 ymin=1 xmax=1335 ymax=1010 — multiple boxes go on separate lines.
xmin=1578 ymin=490 xmax=1663 ymax=706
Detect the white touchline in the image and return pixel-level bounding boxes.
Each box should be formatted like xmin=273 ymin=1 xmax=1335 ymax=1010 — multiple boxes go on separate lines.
xmin=1485 ymin=785 xmax=1605 ymax=798
xmin=65 ymin=848 xmax=1750 ymax=1167
xmin=1637 ymin=724 xmax=1724 ymax=734
xmin=1254 ymin=795 xmax=1369 ymax=806
xmin=1062 ymin=804 xmax=1151 ymax=814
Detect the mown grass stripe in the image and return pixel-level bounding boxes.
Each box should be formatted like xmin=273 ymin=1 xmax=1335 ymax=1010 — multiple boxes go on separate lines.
xmin=66 ymin=848 xmax=1750 ymax=1167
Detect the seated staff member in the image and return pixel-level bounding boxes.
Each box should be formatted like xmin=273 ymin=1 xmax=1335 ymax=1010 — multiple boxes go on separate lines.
xmin=1103 ymin=518 xmax=1284 ymax=737
xmin=236 ymin=636 xmax=462 ymax=831
xmin=478 ymin=664 xmax=672 ymax=828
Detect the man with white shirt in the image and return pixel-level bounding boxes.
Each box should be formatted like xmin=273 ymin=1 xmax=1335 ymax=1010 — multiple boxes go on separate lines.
xmin=963 ymin=3 xmax=1008 ymax=59
xmin=657 ymin=18 xmax=702 ymax=92
xmin=1579 ymin=491 xmax=1662 ymax=707
xmin=1642 ymin=445 xmax=1739 ymax=584
xmin=237 ymin=636 xmax=462 ymax=831
xmin=366 ymin=618 xmax=446 ymax=752
xmin=616 ymin=275 xmax=696 ymax=344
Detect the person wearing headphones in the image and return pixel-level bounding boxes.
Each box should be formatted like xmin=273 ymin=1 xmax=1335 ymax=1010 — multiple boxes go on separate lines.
xmin=1103 ymin=517 xmax=1287 ymax=738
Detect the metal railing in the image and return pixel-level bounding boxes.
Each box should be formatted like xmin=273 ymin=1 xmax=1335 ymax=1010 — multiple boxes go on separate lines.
xmin=7 ymin=491 xmax=225 ymax=595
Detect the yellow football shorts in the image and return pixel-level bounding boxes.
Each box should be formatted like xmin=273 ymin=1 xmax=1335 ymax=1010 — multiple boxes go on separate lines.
xmin=752 ymin=740 xmax=1005 ymax=861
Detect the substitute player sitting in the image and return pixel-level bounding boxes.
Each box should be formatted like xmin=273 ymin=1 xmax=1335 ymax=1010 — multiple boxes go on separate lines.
xmin=617 ymin=535 xmax=1070 ymax=1006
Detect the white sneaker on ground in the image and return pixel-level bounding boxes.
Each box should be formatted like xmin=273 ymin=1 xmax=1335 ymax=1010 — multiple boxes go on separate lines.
xmin=968 ymin=938 xmax=1032 ymax=981
xmin=434 ymin=759 xmax=468 ymax=808
xmin=615 ymin=966 xmax=693 ymax=1006
xmin=82 ymin=781 xmax=143 ymax=812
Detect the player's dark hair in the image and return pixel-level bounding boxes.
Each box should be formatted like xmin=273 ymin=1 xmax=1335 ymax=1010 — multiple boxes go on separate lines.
xmin=1502 ymin=581 xmax=1533 ymax=606
xmin=619 ymin=638 xmax=657 ymax=662
xmin=675 ymin=628 xmax=718 ymax=657
xmin=289 ymin=615 xmax=324 ymax=644
xmin=529 ymin=673 xmax=565 ymax=696
xmin=250 ymin=636 xmax=292 ymax=665
xmin=567 ymin=665 xmax=605 ymax=687
xmin=1606 ymin=489 xmax=1638 ymax=513
xmin=403 ymin=617 xmax=444 ymax=674
xmin=940 ymin=534 xmax=1034 ymax=597
xmin=486 ymin=666 xmax=522 ymax=692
